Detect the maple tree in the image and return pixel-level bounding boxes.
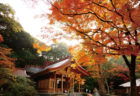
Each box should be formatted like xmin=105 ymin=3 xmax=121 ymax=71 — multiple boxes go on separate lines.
xmin=69 ymin=45 xmax=107 ymax=95
xmin=67 ymin=63 xmax=86 ymax=92
xmin=0 ymin=34 xmax=15 ymax=90
xmin=33 ymin=41 xmax=51 ymax=54
xmin=0 ymin=47 xmax=15 ymax=69
xmin=103 ymin=59 xmax=129 ymax=92
xmin=0 ymin=33 xmax=15 ymax=69
xmin=86 ymin=56 xmax=107 ymax=95
xmin=47 ymin=0 xmax=140 ymax=95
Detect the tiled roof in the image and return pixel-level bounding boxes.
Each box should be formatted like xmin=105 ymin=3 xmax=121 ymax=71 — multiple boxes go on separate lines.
xmin=25 ymin=66 xmax=43 ymax=74
xmin=25 ymin=56 xmax=90 ymax=77
xmin=43 ymin=61 xmax=53 ymax=68
xmin=13 ymin=68 xmax=29 ymax=77
xmin=25 ymin=56 xmax=71 ymax=74
xmin=44 ymin=58 xmax=70 ymax=70
xmin=31 ymin=56 xmax=72 ymax=77
xmin=120 ymin=79 xmax=140 ymax=87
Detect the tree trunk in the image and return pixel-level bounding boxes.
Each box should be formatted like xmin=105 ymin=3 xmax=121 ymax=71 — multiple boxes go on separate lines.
xmin=105 ymin=78 xmax=110 ymax=94
xmin=97 ymin=64 xmax=106 ymax=96
xmin=129 ymin=55 xmax=137 ymax=96
xmin=129 ymin=67 xmax=137 ymax=96
xmin=123 ymin=55 xmax=137 ymax=96
xmin=97 ymin=77 xmax=106 ymax=96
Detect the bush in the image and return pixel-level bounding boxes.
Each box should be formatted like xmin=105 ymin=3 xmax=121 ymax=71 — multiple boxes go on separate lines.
xmin=1 ymin=76 xmax=37 ymax=96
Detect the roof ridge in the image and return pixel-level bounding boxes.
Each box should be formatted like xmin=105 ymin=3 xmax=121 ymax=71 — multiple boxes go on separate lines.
xmin=44 ymin=56 xmax=71 ymax=67
xmin=25 ymin=65 xmax=43 ymax=68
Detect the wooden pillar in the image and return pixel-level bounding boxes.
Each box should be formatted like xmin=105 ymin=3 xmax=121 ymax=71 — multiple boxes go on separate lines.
xmin=54 ymin=72 xmax=56 ymax=93
xmin=78 ymin=82 xmax=80 ymax=92
xmin=61 ymin=74 xmax=63 ymax=92
xmin=73 ymin=77 xmax=74 ymax=93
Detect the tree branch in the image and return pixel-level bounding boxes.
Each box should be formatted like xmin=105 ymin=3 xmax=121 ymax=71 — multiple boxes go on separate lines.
xmin=127 ymin=8 xmax=135 ymax=23
xmin=122 ymin=55 xmax=130 ymax=68
xmin=110 ymin=0 xmax=129 ymax=30
xmin=90 ymin=1 xmax=113 ymax=12
xmin=100 ymin=29 xmax=118 ymax=46
xmin=71 ymin=27 xmax=120 ymax=51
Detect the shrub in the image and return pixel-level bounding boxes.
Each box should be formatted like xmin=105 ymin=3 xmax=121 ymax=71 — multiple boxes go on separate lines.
xmin=1 ymin=76 xmax=37 ymax=96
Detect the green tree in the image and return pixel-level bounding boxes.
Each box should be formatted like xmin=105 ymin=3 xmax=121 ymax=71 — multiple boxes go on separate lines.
xmin=1 ymin=75 xmax=37 ymax=96
xmin=2 ymin=31 xmax=35 ymax=51
xmin=42 ymin=43 xmax=71 ymax=61
xmin=0 ymin=3 xmax=23 ymax=34
xmin=83 ymin=77 xmax=98 ymax=93
xmin=0 ymin=3 xmax=46 ymax=67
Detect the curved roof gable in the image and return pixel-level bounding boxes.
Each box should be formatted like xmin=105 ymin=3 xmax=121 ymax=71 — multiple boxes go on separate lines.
xmin=44 ymin=58 xmax=70 ymax=70
xmin=30 ymin=56 xmax=90 ymax=78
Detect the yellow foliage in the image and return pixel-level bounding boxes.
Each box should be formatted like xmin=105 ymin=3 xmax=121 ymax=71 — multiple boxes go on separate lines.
xmin=52 ymin=39 xmax=57 ymax=43
xmin=45 ymin=47 xmax=51 ymax=52
xmin=68 ymin=72 xmax=75 ymax=78
xmin=33 ymin=43 xmax=39 ymax=49
xmin=112 ymin=55 xmax=120 ymax=60
xmin=71 ymin=64 xmax=77 ymax=69
xmin=79 ymin=79 xmax=85 ymax=85
xmin=75 ymin=74 xmax=81 ymax=81
xmin=78 ymin=55 xmax=91 ymax=64
xmin=37 ymin=50 xmax=41 ymax=54
xmin=33 ymin=42 xmax=51 ymax=53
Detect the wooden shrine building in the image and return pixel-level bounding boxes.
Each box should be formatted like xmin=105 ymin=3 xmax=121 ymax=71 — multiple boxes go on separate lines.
xmin=25 ymin=56 xmax=90 ymax=93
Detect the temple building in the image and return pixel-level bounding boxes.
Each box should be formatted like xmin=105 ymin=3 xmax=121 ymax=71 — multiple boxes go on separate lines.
xmin=119 ymin=79 xmax=140 ymax=95
xmin=25 ymin=56 xmax=90 ymax=93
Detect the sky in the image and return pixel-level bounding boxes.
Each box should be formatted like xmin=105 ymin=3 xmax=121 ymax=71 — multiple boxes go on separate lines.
xmin=0 ymin=0 xmax=80 ymax=46
xmin=0 ymin=0 xmax=50 ymax=41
